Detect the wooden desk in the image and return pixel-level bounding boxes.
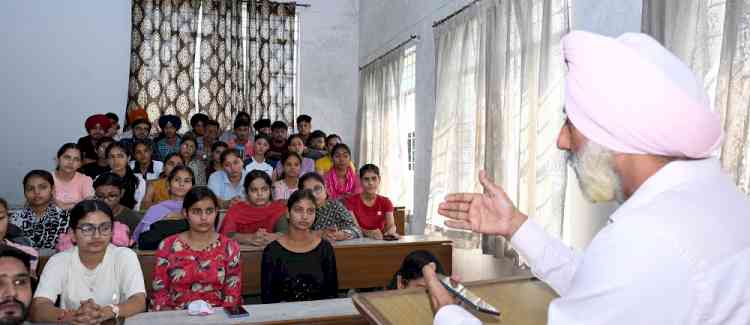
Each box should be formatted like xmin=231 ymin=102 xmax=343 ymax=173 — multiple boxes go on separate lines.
xmin=38 ymin=235 xmax=452 ymax=296
xmin=353 ymin=276 xmax=557 ymax=325
xmin=123 ymin=298 xmax=367 ymax=325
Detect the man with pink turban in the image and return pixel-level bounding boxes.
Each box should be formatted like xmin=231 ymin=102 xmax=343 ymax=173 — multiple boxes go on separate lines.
xmin=426 ymin=31 xmax=750 ymax=324
xmin=77 ymin=114 xmax=113 ymax=165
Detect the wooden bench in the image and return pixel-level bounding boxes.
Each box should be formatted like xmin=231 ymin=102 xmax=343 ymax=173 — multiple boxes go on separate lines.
xmin=37 ymin=235 xmax=452 ymax=296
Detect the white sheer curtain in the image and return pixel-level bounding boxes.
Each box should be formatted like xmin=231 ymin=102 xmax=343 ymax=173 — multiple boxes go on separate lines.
xmin=426 ymin=0 xmax=570 ymax=253
xmin=427 ymin=2 xmax=486 ymax=248
xmin=643 ymin=0 xmax=750 ymax=193
xmin=483 ymin=0 xmax=570 ymax=257
xmin=358 ymin=48 xmax=409 ymax=205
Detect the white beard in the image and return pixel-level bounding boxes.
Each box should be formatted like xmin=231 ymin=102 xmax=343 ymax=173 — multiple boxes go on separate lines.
xmin=568 ymin=141 xmax=625 ymax=203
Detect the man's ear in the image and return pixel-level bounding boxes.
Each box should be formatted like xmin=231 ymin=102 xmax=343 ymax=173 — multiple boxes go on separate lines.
xmin=396 ymin=274 xmax=405 ymax=290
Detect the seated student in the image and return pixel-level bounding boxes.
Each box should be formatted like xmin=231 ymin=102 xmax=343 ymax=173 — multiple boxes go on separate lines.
xmin=30 ymin=200 xmax=146 ymax=323
xmin=344 ymin=164 xmax=398 ymax=240
xmin=206 ymin=141 xmax=228 ymax=177
xmin=315 ymin=134 xmax=343 ymax=174
xmin=10 ymin=170 xmax=70 ymax=250
xmin=121 ymin=116 xmax=160 ymax=161
xmin=105 ymin=112 xmax=122 ymax=140
xmin=299 ymin=173 xmax=362 ymax=241
xmin=141 ymin=153 xmax=185 ymax=210
xmin=304 ymin=130 xmax=328 ymax=160
xmin=93 ymin=172 xmax=143 ymax=235
xmin=106 ymin=142 xmax=147 ymax=211
xmin=227 ymin=118 xmax=254 ymax=161
xmin=272 ymin=152 xmax=302 ymax=201
xmin=388 ymin=250 xmax=446 ymax=289
xmin=198 ymin=119 xmax=221 ymax=160
xmin=253 ymin=118 xmax=272 ymax=137
xmin=77 ymin=114 xmax=112 ymax=165
xmin=0 ymin=198 xmax=39 ymax=273
xmin=130 ymin=139 xmax=164 ymax=181
xmin=79 ymin=136 xmax=114 ymax=180
xmin=244 ymin=134 xmax=274 ymax=177
xmin=208 ymin=149 xmax=248 ymax=208
xmin=324 ymin=143 xmax=362 ymax=200
xmin=179 ymin=136 xmax=207 ymax=186
xmin=266 ymin=121 xmax=289 ymax=163
xmin=261 ymin=189 xmax=338 ymax=303
xmin=156 ymin=114 xmax=182 ymax=159
xmin=272 ymin=134 xmax=315 ymax=180
xmin=132 ymin=166 xmax=194 ymax=243
xmin=150 ymin=187 xmax=242 ymax=311
xmin=219 ymin=111 xmax=251 ymax=143
xmin=296 ymin=114 xmax=312 ymax=144
xmin=0 ymin=244 xmax=35 ymax=325
xmin=182 ymin=113 xmax=210 ymax=153
xmin=52 ymin=143 xmax=95 ymax=210
xmin=220 ymin=170 xmax=288 ymax=246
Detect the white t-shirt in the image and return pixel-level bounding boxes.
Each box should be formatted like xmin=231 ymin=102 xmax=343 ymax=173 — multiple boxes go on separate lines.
xmin=34 ymin=244 xmax=146 ymax=309
xmin=245 ymin=157 xmax=273 ymax=177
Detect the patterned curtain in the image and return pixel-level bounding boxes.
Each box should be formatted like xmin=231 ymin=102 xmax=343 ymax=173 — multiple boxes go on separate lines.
xmin=246 ymin=0 xmax=298 ymax=127
xmin=198 ymin=0 xmax=244 ymax=130
xmin=128 ymin=0 xmax=199 ymax=132
xmin=643 ymin=0 xmax=750 ymax=194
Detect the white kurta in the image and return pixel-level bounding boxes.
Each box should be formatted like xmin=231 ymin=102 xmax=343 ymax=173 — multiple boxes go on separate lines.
xmin=435 ymin=158 xmax=750 ymax=325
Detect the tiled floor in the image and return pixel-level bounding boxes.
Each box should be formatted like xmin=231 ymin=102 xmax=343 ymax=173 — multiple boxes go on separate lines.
xmin=452 ymin=248 xmax=531 ymax=282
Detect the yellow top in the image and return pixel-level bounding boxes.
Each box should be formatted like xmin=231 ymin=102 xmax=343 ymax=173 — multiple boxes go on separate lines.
xmin=152 ymin=178 xmax=170 ymax=205
xmin=315 ymin=155 xmax=334 ymax=174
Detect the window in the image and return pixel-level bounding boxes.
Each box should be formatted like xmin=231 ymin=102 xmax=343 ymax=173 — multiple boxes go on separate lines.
xmin=400 ymin=45 xmax=416 ymax=212
xmin=191 ymin=2 xmax=300 ymax=125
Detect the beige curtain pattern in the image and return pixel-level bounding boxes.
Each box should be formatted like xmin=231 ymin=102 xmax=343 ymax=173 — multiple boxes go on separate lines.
xmin=197 ymin=0 xmax=244 ymax=130
xmin=643 ymin=0 xmax=750 ymax=193
xmin=246 ymin=0 xmax=298 ymax=127
xmin=358 ymin=49 xmax=410 ymax=206
xmin=128 ymin=0 xmax=199 ymax=132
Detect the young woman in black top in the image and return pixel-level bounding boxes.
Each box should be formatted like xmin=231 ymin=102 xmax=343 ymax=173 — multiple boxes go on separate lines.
xmin=261 ymin=189 xmax=338 ymax=303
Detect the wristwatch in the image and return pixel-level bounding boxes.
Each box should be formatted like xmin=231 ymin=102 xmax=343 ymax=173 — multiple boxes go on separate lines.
xmin=107 ymin=304 xmax=120 ymax=319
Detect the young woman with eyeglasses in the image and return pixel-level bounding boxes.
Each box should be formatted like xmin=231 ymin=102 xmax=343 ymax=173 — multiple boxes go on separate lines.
xmin=30 ymin=200 xmax=146 ymax=323
xmin=299 ymin=173 xmax=362 ymax=242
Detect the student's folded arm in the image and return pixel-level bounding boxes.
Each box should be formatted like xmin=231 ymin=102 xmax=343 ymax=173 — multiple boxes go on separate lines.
xmin=223 ymin=240 xmax=243 ymax=307
xmin=149 ymin=246 xmax=174 ymax=311
xmin=30 ymin=254 xmax=67 ymax=322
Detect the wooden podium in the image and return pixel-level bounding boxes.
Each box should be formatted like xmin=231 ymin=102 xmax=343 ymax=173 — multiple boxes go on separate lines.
xmin=352 ymin=276 xmax=557 ymax=325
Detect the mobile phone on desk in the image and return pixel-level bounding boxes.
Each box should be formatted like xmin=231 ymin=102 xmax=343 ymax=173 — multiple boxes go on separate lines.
xmin=225 ymin=305 xmax=250 ymax=318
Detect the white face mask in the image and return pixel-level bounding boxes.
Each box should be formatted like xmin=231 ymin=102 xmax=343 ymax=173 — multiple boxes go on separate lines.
xmin=568 ymin=140 xmax=625 ymax=204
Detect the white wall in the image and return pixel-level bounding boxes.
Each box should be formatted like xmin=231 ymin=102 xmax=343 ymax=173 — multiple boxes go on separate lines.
xmin=298 ymin=0 xmax=359 ymax=146
xmin=359 ymin=0 xmax=642 ymax=246
xmin=0 ymin=0 xmax=360 ymax=206
xmin=0 ymin=0 xmax=132 ymax=206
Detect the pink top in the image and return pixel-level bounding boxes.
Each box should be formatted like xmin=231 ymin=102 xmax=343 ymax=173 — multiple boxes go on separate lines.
xmin=53 ymin=172 xmax=94 ymax=209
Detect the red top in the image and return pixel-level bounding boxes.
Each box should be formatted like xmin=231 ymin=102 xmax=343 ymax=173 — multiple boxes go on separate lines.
xmin=150 ymin=234 xmax=242 ymax=311
xmin=343 ymin=193 xmax=394 ymax=231
xmin=220 ymin=200 xmax=287 ymax=234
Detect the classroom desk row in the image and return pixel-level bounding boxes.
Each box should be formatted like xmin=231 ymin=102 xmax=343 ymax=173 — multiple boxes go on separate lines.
xmin=122 ymin=276 xmax=557 ymax=325
xmin=36 ymin=235 xmax=453 ymax=296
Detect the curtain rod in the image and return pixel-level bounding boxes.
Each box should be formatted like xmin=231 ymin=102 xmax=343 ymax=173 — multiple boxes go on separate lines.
xmin=242 ymin=1 xmax=310 ymax=7
xmin=432 ymin=0 xmax=481 ymax=27
xmin=359 ymin=35 xmax=419 ymax=71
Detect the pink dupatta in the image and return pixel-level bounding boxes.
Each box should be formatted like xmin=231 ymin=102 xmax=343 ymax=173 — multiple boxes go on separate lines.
xmin=324 ymin=166 xmax=362 ymax=200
